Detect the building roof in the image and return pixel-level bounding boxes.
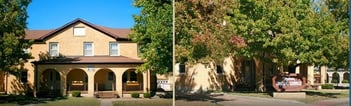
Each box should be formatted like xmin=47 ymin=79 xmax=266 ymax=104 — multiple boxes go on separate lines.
xmin=32 ymin=56 xmax=144 ymax=64
xmin=25 ymin=18 xmax=131 ymax=41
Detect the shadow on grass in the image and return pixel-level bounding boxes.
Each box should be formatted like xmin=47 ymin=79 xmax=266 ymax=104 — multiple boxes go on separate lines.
xmin=304 ymin=91 xmax=342 ymax=98
xmin=175 ymin=93 xmax=235 ymax=103
xmin=0 ymin=95 xmax=68 ymax=105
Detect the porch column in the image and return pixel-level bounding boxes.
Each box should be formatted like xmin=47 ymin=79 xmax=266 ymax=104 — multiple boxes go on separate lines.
xmin=327 ymin=72 xmax=332 ymax=83
xmin=61 ymin=72 xmax=67 ymax=96
xmin=320 ymin=66 xmax=327 ymax=84
xmin=307 ymin=66 xmax=314 ymax=85
xmin=87 ymin=71 xmax=94 ymax=96
xmin=143 ymin=71 xmax=147 ymax=92
xmin=116 ymin=70 xmax=122 ymax=96
xmin=338 ymin=72 xmax=344 ymax=84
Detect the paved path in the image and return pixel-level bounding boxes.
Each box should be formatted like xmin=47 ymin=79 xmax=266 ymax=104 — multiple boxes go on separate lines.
xmin=211 ymin=94 xmax=349 ymax=106
xmin=99 ymin=98 xmax=116 ymax=106
xmin=212 ymin=94 xmax=308 ymax=106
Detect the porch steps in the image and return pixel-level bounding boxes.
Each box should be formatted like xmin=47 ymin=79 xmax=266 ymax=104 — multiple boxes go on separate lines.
xmin=94 ymin=91 xmax=117 ymax=98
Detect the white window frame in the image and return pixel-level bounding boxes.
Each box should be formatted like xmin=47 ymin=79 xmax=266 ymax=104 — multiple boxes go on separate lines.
xmin=49 ymin=42 xmax=59 ymax=57
xmin=23 ymin=48 xmax=30 ymax=54
xmin=73 ymin=27 xmax=86 ymax=36
xmin=109 ymin=42 xmax=119 ymax=56
xmin=83 ymin=42 xmax=94 ymax=56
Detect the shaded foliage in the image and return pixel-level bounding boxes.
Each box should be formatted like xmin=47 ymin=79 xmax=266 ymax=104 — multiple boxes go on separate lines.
xmin=130 ymin=0 xmax=173 ymax=74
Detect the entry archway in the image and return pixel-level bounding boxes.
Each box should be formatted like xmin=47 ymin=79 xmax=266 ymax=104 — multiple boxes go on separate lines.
xmin=122 ymin=69 xmax=143 ymax=91
xmin=67 ymin=69 xmax=88 ymax=91
xmin=94 ymin=69 xmax=116 ymax=91
xmin=332 ymin=72 xmax=339 ymax=83
xmin=39 ymin=69 xmax=61 ymax=97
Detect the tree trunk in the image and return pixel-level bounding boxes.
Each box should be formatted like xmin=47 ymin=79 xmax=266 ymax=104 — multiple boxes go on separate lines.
xmin=253 ymin=57 xmax=264 ymax=92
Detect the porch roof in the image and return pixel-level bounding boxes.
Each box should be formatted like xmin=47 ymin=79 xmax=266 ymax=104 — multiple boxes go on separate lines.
xmin=32 ymin=56 xmax=144 ymax=64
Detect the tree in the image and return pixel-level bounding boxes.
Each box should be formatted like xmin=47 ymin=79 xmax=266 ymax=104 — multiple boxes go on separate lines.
xmin=175 ymin=0 xmax=348 ymax=92
xmin=129 ymin=0 xmax=172 ymax=74
xmin=175 ymin=0 xmax=244 ymax=64
xmin=0 ymin=0 xmax=32 ymax=75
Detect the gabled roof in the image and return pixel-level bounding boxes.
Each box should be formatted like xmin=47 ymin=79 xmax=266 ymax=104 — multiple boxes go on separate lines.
xmin=25 ymin=18 xmax=131 ymax=41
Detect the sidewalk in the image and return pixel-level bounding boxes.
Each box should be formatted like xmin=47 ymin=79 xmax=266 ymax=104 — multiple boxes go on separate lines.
xmin=310 ymin=98 xmax=349 ymax=106
xmin=99 ymin=98 xmax=116 ymax=106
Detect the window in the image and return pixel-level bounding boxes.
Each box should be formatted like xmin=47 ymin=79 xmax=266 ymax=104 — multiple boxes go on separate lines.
xmin=49 ymin=42 xmax=59 ymax=57
xmin=73 ymin=27 xmax=85 ymax=36
xmin=130 ymin=71 xmax=137 ymax=81
xmin=109 ymin=42 xmax=119 ymax=56
xmin=179 ymin=64 xmax=185 ymax=74
xmin=108 ymin=72 xmax=114 ymax=80
xmin=84 ymin=42 xmax=93 ymax=56
xmin=20 ymin=71 xmax=27 ymax=83
xmin=216 ymin=65 xmax=223 ymax=74
xmin=23 ymin=48 xmax=30 ymax=54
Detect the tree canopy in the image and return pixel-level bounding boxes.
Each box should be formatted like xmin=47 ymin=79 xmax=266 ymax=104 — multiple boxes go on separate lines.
xmin=0 ymin=0 xmax=32 ymax=75
xmin=130 ymin=0 xmax=173 ymax=74
xmin=175 ymin=0 xmax=349 ymax=69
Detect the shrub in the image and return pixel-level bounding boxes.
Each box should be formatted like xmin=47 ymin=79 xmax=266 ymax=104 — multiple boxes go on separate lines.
xmin=72 ymin=90 xmax=81 ymax=97
xmin=131 ymin=93 xmax=140 ymax=98
xmin=143 ymin=92 xmax=151 ymax=98
xmin=331 ymin=79 xmax=338 ymax=83
xmin=321 ymin=84 xmax=334 ymax=89
xmin=342 ymin=80 xmax=349 ymax=83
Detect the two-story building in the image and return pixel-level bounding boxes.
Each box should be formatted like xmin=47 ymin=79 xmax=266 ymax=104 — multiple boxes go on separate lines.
xmin=1 ymin=18 xmax=151 ymax=97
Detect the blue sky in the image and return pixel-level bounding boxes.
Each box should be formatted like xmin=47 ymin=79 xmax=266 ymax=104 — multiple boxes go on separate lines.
xmin=27 ymin=0 xmax=140 ymax=29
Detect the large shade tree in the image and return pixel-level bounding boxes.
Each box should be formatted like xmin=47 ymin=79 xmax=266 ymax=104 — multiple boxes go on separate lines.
xmin=0 ymin=0 xmax=32 ymax=75
xmin=129 ymin=0 xmax=172 ymax=74
xmin=175 ymin=0 xmax=348 ymax=92
xmin=175 ymin=0 xmax=245 ymax=64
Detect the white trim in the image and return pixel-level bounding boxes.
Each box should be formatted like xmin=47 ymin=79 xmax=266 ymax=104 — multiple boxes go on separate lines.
xmin=49 ymin=42 xmax=59 ymax=57
xmin=83 ymin=42 xmax=94 ymax=56
xmin=73 ymin=27 xmax=86 ymax=36
xmin=109 ymin=42 xmax=119 ymax=56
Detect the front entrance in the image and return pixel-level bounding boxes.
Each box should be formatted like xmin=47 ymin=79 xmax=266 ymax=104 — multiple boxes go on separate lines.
xmin=38 ymin=69 xmax=61 ymax=97
xmin=94 ymin=69 xmax=116 ymax=91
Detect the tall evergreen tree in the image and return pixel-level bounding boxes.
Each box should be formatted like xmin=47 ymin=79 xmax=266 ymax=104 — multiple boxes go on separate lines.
xmin=0 ymin=0 xmax=32 ymax=75
xmin=130 ymin=0 xmax=172 ymax=74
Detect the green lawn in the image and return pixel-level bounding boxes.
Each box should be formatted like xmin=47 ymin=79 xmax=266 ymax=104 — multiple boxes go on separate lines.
xmin=34 ymin=97 xmax=100 ymax=106
xmin=0 ymin=95 xmax=100 ymax=106
xmin=230 ymin=89 xmax=349 ymax=103
xmin=113 ymin=99 xmax=172 ymax=106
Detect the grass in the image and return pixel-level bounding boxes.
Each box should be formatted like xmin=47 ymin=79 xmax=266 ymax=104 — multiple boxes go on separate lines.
xmin=229 ymin=89 xmax=349 ymax=103
xmin=35 ymin=97 xmax=100 ymax=106
xmin=113 ymin=99 xmax=172 ymax=106
xmin=0 ymin=95 xmax=99 ymax=106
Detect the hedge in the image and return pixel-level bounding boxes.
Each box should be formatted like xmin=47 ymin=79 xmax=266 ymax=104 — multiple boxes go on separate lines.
xmin=131 ymin=93 xmax=140 ymax=98
xmin=321 ymin=84 xmax=334 ymax=89
xmin=72 ymin=90 xmax=81 ymax=97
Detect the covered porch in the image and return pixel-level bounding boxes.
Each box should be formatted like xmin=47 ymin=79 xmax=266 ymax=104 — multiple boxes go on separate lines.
xmin=32 ymin=56 xmax=148 ymax=97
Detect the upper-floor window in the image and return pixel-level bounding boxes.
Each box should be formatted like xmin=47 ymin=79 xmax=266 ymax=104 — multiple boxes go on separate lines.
xmin=84 ymin=42 xmax=94 ymax=56
xmin=49 ymin=42 xmax=59 ymax=57
xmin=73 ymin=27 xmax=85 ymax=36
xmin=23 ymin=48 xmax=30 ymax=54
xmin=109 ymin=42 xmax=119 ymax=56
